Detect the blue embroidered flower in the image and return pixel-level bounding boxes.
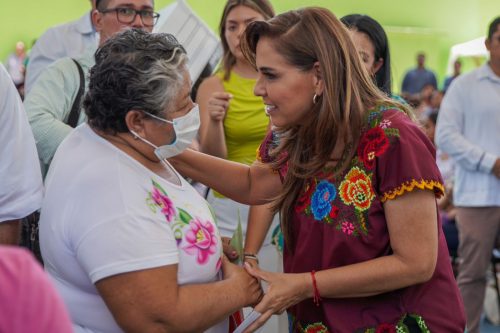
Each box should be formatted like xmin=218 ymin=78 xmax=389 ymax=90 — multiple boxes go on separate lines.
xmin=311 ymin=180 xmax=337 ymax=220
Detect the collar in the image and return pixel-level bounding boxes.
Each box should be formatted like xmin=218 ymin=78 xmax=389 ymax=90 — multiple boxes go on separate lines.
xmin=477 ymin=63 xmax=500 ymax=83
xmin=75 ymin=11 xmax=96 ymax=35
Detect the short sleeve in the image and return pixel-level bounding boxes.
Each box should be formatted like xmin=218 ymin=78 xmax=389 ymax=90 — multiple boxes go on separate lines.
xmin=0 ymin=64 xmax=43 ymax=222
xmin=75 ymin=214 xmax=179 ymax=283
xmin=374 ymin=110 xmax=444 ymax=202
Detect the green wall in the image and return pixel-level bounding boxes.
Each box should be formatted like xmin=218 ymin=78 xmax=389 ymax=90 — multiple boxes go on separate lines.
xmin=1 ymin=0 xmax=497 ymax=92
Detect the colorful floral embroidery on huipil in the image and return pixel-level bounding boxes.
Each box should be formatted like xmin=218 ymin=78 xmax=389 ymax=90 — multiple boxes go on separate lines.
xmin=146 ymin=180 xmax=218 ymax=264
xmin=291 ymin=318 xmax=330 ymax=333
xmin=358 ymin=314 xmax=430 ymax=333
xmin=293 ymin=108 xmax=401 ymax=237
xmin=338 ymin=167 xmax=375 ymax=211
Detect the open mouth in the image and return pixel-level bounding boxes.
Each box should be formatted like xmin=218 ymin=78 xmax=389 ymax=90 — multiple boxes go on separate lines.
xmin=265 ymin=104 xmax=276 ymax=116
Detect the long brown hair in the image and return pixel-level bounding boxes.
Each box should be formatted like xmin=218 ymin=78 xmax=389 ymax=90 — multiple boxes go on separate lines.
xmin=219 ymin=0 xmax=274 ymax=80
xmin=241 ymin=7 xmax=413 ymax=249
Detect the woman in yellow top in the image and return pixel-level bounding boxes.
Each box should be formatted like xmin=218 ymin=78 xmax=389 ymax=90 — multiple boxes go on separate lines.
xmin=196 ymin=1 xmax=286 ymax=331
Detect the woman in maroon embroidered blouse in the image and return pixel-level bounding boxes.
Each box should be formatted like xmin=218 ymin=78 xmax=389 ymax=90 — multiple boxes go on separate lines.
xmin=171 ymin=7 xmax=465 ymax=333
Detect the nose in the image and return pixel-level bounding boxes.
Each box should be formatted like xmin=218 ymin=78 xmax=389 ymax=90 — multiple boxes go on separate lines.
xmin=131 ymin=13 xmax=145 ymax=29
xmin=254 ymin=74 xmax=265 ymax=97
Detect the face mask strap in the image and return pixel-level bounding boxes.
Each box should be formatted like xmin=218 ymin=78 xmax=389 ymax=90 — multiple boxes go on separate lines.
xmin=129 ymin=129 xmax=160 ymax=149
xmin=145 ymin=112 xmax=174 ymax=124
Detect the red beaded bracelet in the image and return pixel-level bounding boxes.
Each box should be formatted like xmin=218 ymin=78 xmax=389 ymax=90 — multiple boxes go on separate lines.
xmin=311 ymin=270 xmax=321 ymax=306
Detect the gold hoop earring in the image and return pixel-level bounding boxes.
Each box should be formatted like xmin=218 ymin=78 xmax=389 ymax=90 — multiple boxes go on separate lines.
xmin=313 ymin=93 xmax=320 ymax=104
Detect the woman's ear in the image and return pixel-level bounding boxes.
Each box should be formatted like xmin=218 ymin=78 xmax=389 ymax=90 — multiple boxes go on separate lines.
xmin=125 ymin=110 xmax=148 ymax=137
xmin=312 ymin=62 xmax=325 ymax=96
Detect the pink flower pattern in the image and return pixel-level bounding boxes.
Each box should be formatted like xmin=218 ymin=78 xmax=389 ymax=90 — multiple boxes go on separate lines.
xmin=151 ymin=187 xmax=176 ymax=222
xmin=379 ymin=119 xmax=392 ymax=129
xmin=183 ymin=218 xmax=218 ymax=265
xmin=341 ymin=221 xmax=354 ymax=235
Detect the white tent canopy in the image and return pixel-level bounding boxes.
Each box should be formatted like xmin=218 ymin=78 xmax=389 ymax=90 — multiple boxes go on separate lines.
xmin=447 ymin=36 xmax=488 ymax=74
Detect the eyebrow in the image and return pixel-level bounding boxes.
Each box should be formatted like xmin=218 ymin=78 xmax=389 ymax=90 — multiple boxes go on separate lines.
xmin=115 ymin=3 xmax=154 ymax=10
xmin=227 ymin=17 xmax=259 ymax=24
xmin=258 ymin=66 xmax=276 ymax=73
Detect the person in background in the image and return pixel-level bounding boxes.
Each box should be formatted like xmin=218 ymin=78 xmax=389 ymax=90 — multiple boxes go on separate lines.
xmin=0 ymin=246 xmax=73 ymax=333
xmin=40 ymin=29 xmax=261 ymax=333
xmin=24 ymin=0 xmax=99 ymax=94
xmin=435 ymin=16 xmax=500 ymax=333
xmin=401 ymin=52 xmax=438 ymax=98
xmin=5 ymin=41 xmax=26 ymax=97
xmin=0 ymin=63 xmax=43 ymax=245
xmin=443 ymin=59 xmax=462 ymax=92
xmin=171 ymin=7 xmax=465 ymax=332
xmin=341 ymin=14 xmax=392 ymax=96
xmin=25 ymin=0 xmax=157 ymax=177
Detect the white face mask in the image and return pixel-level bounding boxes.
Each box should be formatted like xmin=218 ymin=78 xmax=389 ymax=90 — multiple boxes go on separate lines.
xmin=130 ymin=104 xmax=200 ymax=160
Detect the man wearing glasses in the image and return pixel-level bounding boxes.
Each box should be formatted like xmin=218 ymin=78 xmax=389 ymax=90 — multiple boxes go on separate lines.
xmin=25 ymin=0 xmax=159 ymax=178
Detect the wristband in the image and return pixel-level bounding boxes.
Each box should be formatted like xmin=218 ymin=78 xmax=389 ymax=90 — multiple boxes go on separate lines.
xmin=311 ymin=270 xmax=321 ymax=306
xmin=243 ymin=253 xmax=259 ymax=264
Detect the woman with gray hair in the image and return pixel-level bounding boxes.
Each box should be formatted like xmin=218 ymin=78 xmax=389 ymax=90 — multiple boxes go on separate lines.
xmin=39 ymin=29 xmax=261 ymax=333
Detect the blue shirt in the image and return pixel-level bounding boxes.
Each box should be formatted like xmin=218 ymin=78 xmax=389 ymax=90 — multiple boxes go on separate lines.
xmin=25 ymin=12 xmax=98 ymax=94
xmin=435 ymin=63 xmax=500 ymax=206
xmin=401 ymin=68 xmax=437 ymax=94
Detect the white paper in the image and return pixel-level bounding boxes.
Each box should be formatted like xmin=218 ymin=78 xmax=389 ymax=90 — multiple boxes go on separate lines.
xmin=154 ymin=0 xmax=222 ymax=83
xmin=233 ymin=310 xmax=262 ymax=333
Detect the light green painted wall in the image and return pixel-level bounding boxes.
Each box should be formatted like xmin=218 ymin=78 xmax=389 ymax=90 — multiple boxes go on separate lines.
xmin=1 ymin=0 xmax=497 ymax=92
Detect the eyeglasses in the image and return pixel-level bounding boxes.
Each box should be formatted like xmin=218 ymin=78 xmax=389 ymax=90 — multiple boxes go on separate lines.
xmin=100 ymin=7 xmax=160 ymax=27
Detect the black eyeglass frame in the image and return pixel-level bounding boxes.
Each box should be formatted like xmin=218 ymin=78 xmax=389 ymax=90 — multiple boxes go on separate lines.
xmin=99 ymin=7 xmax=160 ymax=27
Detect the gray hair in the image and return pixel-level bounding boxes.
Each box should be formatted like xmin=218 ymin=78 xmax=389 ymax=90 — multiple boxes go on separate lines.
xmin=84 ymin=29 xmax=187 ymax=133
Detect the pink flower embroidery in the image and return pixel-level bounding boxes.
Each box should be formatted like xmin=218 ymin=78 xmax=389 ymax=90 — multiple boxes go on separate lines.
xmin=151 ymin=187 xmax=176 ymax=222
xmin=341 ymin=221 xmax=354 ymax=235
xmin=379 ymin=119 xmax=392 ymax=129
xmin=183 ymin=218 xmax=218 ymax=265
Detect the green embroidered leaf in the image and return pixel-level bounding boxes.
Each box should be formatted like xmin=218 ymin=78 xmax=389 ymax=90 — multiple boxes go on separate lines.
xmin=145 ymin=196 xmax=157 ymax=213
xmin=177 ymin=208 xmax=193 ymax=224
xmin=384 ymin=128 xmax=400 ymax=137
xmin=152 ymin=179 xmax=168 ymax=196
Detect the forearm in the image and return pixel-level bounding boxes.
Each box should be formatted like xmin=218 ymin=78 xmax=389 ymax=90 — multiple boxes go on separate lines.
xmin=200 ymin=121 xmax=228 ymax=158
xmin=244 ymin=204 xmax=276 ymax=255
xmin=0 ymin=220 xmax=21 ymax=245
xmin=171 ymin=149 xmax=277 ymax=205
xmin=312 ymin=252 xmax=436 ymax=299
xmin=161 ymin=279 xmax=247 ymax=332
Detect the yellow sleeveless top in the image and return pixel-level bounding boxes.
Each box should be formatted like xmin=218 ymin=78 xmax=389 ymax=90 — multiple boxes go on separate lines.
xmin=214 ymin=70 xmax=269 ymax=198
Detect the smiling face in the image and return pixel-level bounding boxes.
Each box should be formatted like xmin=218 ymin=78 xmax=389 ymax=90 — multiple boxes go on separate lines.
xmin=253 ymin=37 xmax=319 ymax=128
xmin=349 ymin=29 xmax=383 ymax=76
xmin=224 ymin=5 xmax=265 ymax=61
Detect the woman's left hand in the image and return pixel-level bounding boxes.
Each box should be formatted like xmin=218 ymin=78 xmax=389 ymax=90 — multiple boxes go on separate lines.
xmin=242 ymin=263 xmax=310 ymax=332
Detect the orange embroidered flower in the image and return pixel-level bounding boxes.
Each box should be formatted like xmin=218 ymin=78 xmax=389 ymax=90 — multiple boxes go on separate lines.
xmin=339 ymin=167 xmax=375 ymax=211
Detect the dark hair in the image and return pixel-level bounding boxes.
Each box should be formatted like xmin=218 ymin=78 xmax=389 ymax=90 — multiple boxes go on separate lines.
xmin=242 ymin=7 xmax=412 ymax=249
xmin=84 ymin=29 xmax=187 ymax=133
xmin=95 ymin=0 xmax=109 ymax=11
xmin=487 ymin=16 xmax=500 ymax=40
xmin=219 ymin=0 xmax=274 ymax=80
xmin=341 ymin=14 xmax=391 ymax=95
